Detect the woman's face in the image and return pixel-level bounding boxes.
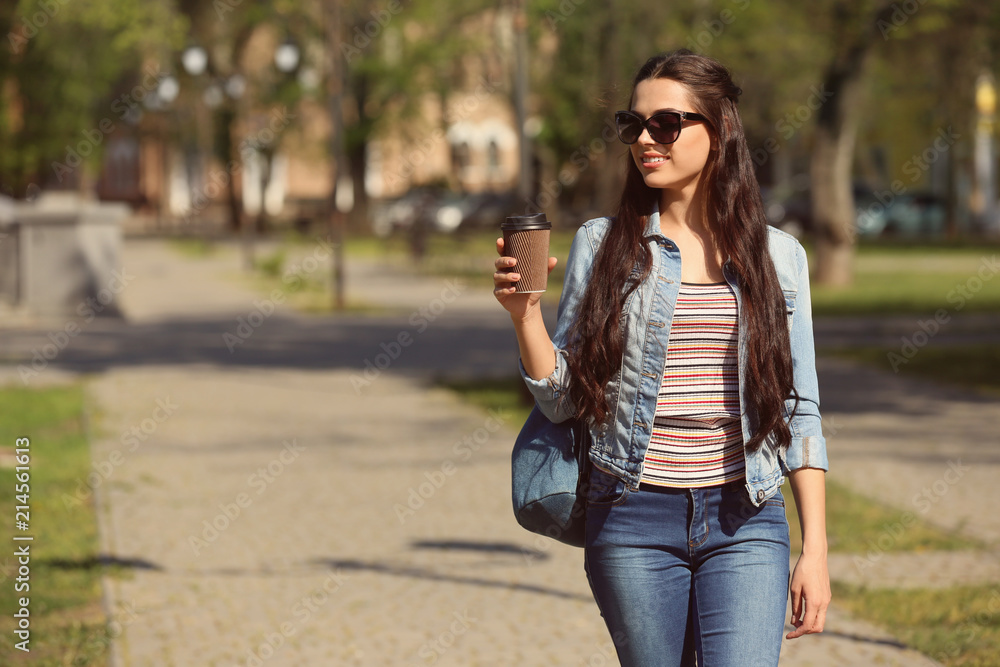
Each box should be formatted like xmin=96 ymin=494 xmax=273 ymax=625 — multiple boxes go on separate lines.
xmin=628 ymin=77 xmax=714 ymax=193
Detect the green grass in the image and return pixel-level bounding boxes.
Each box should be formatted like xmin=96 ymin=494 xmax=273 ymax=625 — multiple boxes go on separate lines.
xmin=253 ymin=248 xmax=287 ymax=278
xmin=343 ymin=232 xmax=1000 ymax=316
xmin=805 ymin=242 xmax=1000 ymax=316
xmin=240 ymin=263 xmax=390 ymax=316
xmin=347 ymin=229 xmax=577 ymax=307
xmin=822 ymin=344 xmax=1000 ymax=397
xmin=783 ymin=477 xmax=982 ymax=555
xmin=170 ymin=230 xmax=1000 ymax=317
xmin=831 ymin=582 xmax=1000 ymax=666
xmin=436 ymin=376 xmax=535 ymax=429
xmin=167 ymin=237 xmax=216 ymax=258
xmin=421 ymin=229 xmax=574 ymax=301
xmin=0 ymin=384 xmax=110 ymax=666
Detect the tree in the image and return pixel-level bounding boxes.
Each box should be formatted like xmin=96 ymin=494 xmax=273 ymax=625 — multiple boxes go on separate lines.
xmin=0 ymin=0 xmax=185 ymax=197
xmin=806 ymin=0 xmax=980 ymax=285
xmin=868 ymin=1 xmax=998 ymax=239
xmin=334 ymin=0 xmax=499 ymax=231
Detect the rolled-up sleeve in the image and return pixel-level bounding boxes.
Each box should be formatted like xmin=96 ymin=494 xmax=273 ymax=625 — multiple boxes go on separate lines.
xmin=780 ymin=242 xmax=829 ymax=473
xmin=518 ymin=223 xmax=596 ymax=423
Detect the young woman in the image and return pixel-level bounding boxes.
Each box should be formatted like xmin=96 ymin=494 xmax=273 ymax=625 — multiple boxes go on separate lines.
xmin=493 ymin=50 xmax=830 ymax=666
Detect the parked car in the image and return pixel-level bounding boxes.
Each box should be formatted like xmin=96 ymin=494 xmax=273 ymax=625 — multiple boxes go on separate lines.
xmin=449 ymin=191 xmax=521 ymax=233
xmin=371 ymin=187 xmax=445 ymax=238
xmin=883 ymin=192 xmax=946 ymax=236
xmin=760 ymin=183 xmax=812 ymax=236
xmin=373 ymin=188 xmax=522 ymax=237
xmin=762 ymin=181 xmax=945 ymax=238
xmin=853 ymin=186 xmax=887 ymax=237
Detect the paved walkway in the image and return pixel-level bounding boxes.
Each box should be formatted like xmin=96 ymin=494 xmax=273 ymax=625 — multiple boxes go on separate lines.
xmin=4 ymin=237 xmax=998 ymax=665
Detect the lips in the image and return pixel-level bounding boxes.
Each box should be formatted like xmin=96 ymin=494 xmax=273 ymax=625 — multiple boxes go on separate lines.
xmin=640 ymin=153 xmax=669 ymax=168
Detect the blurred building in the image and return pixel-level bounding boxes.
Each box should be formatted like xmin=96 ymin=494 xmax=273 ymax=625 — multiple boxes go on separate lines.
xmin=92 ymin=9 xmax=522 ymax=231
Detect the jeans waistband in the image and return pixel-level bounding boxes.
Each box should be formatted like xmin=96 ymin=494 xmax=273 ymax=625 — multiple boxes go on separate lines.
xmin=638 ymin=478 xmax=743 ymax=494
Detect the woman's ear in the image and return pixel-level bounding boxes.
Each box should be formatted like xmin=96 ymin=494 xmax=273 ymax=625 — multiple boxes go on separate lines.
xmin=711 ymin=116 xmax=732 ymax=152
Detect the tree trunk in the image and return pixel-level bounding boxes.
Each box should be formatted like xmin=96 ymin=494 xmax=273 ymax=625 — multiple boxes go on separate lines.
xmin=810 ymin=1 xmax=896 ymax=286
xmin=594 ymin=9 xmax=621 ymax=216
xmin=348 ymin=71 xmax=370 ymax=234
xmin=214 ymin=106 xmax=242 ymax=233
xmin=810 ymin=73 xmax=863 ymax=286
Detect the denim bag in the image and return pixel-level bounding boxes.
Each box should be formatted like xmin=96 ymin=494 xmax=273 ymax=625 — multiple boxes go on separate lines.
xmin=511 ymin=404 xmax=591 ymax=547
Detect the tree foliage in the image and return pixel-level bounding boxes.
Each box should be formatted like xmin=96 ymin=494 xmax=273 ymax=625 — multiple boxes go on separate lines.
xmin=1 ymin=0 xmax=186 ymax=196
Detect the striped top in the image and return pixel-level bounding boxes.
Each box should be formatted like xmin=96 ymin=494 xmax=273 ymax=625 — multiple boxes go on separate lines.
xmin=639 ymin=281 xmax=746 ymax=488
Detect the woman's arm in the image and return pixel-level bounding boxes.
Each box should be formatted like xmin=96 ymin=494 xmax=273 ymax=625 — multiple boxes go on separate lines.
xmin=493 ymin=241 xmax=559 ymax=380
xmin=494 ymin=224 xmax=597 ymax=422
xmin=785 ymin=467 xmax=830 ymax=639
xmin=511 ymin=306 xmax=558 ymax=380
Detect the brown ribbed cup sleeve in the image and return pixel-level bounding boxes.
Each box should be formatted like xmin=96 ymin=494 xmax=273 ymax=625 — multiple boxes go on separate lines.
xmin=503 ymin=228 xmax=550 ymax=293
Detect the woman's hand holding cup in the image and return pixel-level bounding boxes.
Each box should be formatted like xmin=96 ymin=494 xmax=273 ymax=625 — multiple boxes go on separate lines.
xmin=493 ymin=236 xmax=557 ymax=321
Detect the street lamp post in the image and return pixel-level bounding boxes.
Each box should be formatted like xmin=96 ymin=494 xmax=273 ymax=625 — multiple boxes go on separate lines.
xmin=182 ymin=42 xmax=254 ymax=266
xmin=974 ymin=72 xmax=997 ymax=235
xmin=144 ymin=74 xmax=180 ymax=230
xmin=513 ymin=0 xmax=531 ymax=203
xmin=325 ymin=0 xmax=346 ymax=311
xmin=252 ymin=38 xmax=300 ymax=238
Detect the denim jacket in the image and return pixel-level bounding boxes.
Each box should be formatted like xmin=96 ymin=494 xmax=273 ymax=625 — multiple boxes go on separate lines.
xmin=519 ymin=207 xmax=828 ymax=507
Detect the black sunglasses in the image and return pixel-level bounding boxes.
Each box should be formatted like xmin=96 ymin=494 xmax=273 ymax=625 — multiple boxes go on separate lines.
xmin=614 ymin=109 xmax=708 ymax=145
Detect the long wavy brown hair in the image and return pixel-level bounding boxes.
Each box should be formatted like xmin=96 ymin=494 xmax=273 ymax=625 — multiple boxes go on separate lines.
xmin=566 ymin=50 xmax=799 ymax=454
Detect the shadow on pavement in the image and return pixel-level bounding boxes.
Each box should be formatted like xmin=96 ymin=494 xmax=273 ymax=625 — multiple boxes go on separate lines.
xmin=2 ymin=310 xmax=521 ymax=382
xmin=410 ymin=539 xmax=550 ymax=561
xmin=311 ymin=557 xmax=592 ymax=602
xmin=44 ymin=555 xmax=163 ymax=571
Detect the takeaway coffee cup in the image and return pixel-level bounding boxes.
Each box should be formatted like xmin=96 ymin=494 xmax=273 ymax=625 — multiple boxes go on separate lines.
xmin=501 ymin=213 xmax=552 ymax=293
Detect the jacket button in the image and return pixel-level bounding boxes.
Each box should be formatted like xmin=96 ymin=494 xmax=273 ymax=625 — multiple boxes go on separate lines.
xmin=756 ymin=490 xmax=765 ymax=501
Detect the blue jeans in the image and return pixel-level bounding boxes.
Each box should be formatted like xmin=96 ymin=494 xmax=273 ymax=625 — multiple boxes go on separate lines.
xmin=583 ymin=467 xmax=790 ymax=667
